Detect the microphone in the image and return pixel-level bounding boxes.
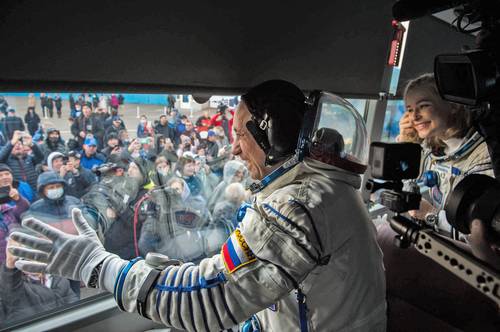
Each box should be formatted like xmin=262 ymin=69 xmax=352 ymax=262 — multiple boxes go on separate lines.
xmin=392 ymin=0 xmax=468 ymax=21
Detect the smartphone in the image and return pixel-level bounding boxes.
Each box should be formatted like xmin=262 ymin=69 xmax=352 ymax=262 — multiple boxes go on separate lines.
xmin=0 ymin=186 xmax=10 ymax=195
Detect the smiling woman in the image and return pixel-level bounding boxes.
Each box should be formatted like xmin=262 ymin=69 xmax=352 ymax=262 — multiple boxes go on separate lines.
xmin=400 ymin=73 xmax=472 ymax=149
xmin=398 ymin=73 xmax=494 ymax=238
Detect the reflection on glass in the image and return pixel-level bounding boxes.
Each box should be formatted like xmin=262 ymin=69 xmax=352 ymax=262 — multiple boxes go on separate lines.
xmin=381 ymin=100 xmax=405 ymax=142
xmin=0 ymin=92 xmax=243 ymax=328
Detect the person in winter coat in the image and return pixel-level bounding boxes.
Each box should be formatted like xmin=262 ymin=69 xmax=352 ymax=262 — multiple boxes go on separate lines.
xmin=0 ymin=164 xmax=34 ymax=203
xmin=174 ymin=156 xmax=205 ymax=199
xmin=104 ymin=158 xmax=154 ymax=260
xmin=104 ymin=116 xmax=126 ymax=142
xmin=207 ymin=159 xmax=248 ymax=213
xmin=212 ymin=182 xmax=247 ymax=228
xmin=0 ymin=131 xmax=44 ymax=191
xmin=24 ymin=107 xmax=41 ymax=136
xmin=21 ymin=171 xmax=84 ymax=298
xmin=0 ymin=238 xmax=78 ymax=326
xmin=0 ymin=183 xmax=29 ymax=265
xmin=23 ymin=171 xmax=82 ymax=235
xmin=54 ymin=94 xmax=63 ymax=118
xmin=59 ymin=150 xmax=96 ymax=199
xmin=154 ymin=115 xmax=176 ymax=143
xmin=3 ymin=108 xmax=25 ymax=140
xmin=70 ymin=102 xmax=104 ymax=147
xmin=80 ymin=137 xmax=106 ymax=171
xmin=136 ymin=115 xmax=154 ymax=138
xmin=39 ymin=93 xmax=48 ymax=118
xmin=39 ymin=128 xmax=67 ymax=159
xmin=46 ymin=95 xmax=54 ymax=118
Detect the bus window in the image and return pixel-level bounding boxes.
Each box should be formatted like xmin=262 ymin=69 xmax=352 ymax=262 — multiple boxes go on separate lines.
xmin=0 ymin=92 xmax=242 ymax=329
xmin=381 ymin=99 xmax=405 ymax=142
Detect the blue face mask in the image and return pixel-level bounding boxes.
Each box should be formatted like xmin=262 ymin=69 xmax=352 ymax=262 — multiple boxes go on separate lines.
xmin=168 ymin=118 xmax=176 ymax=125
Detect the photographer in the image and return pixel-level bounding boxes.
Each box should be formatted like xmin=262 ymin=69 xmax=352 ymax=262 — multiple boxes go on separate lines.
xmin=60 ymin=151 xmax=96 ymax=199
xmin=0 ymin=178 xmax=29 ymax=265
xmin=398 ymin=73 xmax=493 ymax=238
xmin=0 ymin=164 xmax=34 ymax=203
xmin=0 ymin=130 xmax=44 ymax=191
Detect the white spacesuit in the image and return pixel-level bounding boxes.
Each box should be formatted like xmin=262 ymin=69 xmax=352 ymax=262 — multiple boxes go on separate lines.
xmin=9 ymin=80 xmax=387 ymax=331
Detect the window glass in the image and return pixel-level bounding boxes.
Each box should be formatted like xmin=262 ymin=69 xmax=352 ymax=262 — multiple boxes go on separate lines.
xmin=381 ymin=99 xmax=405 ymax=142
xmin=0 ymin=92 xmax=242 ymax=328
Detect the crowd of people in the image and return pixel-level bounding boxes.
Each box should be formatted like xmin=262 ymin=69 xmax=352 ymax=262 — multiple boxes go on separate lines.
xmin=0 ymin=93 xmax=249 ymax=324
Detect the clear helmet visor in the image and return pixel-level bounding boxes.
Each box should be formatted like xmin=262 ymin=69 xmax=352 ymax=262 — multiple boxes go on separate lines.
xmin=309 ymin=92 xmax=368 ymax=173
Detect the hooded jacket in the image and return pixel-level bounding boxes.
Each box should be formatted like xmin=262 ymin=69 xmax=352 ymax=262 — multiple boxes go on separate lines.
xmin=103 ymin=159 xmax=153 ymax=260
xmin=207 ymin=160 xmax=248 ymax=212
xmin=40 ymin=129 xmax=67 ymax=158
xmin=23 ymin=172 xmax=82 ymax=235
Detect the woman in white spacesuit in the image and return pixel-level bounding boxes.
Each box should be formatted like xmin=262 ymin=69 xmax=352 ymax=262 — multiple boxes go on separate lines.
xmin=8 ymin=80 xmax=386 ymax=332
xmin=398 ymin=73 xmax=494 ymax=238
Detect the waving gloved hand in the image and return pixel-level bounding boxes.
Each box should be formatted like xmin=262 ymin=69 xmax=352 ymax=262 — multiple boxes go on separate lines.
xmin=8 ymin=208 xmax=115 ymax=287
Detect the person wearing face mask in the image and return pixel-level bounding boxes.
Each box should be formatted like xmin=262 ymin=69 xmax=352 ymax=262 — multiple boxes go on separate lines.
xmin=23 ymin=171 xmax=82 ymax=236
xmin=397 ymin=73 xmax=494 ymax=238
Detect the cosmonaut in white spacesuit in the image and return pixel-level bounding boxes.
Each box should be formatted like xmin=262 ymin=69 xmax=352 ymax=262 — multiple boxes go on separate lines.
xmin=9 ymin=80 xmax=386 ymax=331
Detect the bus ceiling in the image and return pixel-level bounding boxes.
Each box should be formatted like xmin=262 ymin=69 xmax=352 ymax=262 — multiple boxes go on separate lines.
xmin=0 ymin=0 xmax=474 ymax=98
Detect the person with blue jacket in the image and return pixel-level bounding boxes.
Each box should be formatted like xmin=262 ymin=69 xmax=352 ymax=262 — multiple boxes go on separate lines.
xmin=79 ymin=137 xmax=106 ymax=171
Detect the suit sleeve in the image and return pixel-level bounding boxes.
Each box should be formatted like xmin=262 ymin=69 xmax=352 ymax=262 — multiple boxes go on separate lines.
xmin=111 ymin=200 xmax=320 ymax=331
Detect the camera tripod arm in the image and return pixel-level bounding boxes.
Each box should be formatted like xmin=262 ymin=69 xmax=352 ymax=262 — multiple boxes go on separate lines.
xmin=391 ymin=215 xmax=500 ymax=306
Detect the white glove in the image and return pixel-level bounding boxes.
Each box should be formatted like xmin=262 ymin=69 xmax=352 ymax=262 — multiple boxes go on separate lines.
xmin=8 ymin=208 xmax=116 ymax=287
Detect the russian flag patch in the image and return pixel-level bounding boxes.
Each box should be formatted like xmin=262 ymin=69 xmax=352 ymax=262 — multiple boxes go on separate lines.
xmin=222 ymin=229 xmax=256 ymax=274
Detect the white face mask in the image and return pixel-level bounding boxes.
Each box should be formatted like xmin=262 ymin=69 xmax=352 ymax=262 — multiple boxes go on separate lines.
xmin=46 ymin=187 xmax=64 ymax=200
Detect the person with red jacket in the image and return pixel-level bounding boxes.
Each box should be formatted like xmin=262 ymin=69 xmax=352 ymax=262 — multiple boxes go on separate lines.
xmin=210 ymin=104 xmax=234 ymax=142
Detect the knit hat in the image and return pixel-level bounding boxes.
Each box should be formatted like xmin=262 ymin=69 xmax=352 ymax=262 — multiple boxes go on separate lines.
xmin=0 ymin=163 xmax=13 ymax=174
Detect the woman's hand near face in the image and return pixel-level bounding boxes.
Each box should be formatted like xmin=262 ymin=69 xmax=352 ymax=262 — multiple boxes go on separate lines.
xmin=397 ymin=112 xmax=418 ymax=142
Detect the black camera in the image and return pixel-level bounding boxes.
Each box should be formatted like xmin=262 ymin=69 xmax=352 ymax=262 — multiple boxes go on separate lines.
xmin=393 ymin=0 xmax=500 ymax=106
xmin=92 ymin=162 xmax=118 ymax=176
xmin=367 ymin=142 xmax=422 ymax=213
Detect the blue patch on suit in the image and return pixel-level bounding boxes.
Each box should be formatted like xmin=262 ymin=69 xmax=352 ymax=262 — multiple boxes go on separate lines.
xmin=432 ymin=186 xmax=443 ymax=205
xmin=268 ymin=303 xmax=278 ymax=312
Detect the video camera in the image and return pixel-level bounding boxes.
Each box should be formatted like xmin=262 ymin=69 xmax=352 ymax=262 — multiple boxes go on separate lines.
xmin=366 ymin=142 xmax=422 ymax=214
xmin=367 ymin=141 xmax=500 ymax=304
xmin=92 ymin=162 xmax=118 ymax=177
xmin=393 ymin=0 xmax=500 ymax=107
xmin=392 ymin=0 xmax=500 ymax=241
